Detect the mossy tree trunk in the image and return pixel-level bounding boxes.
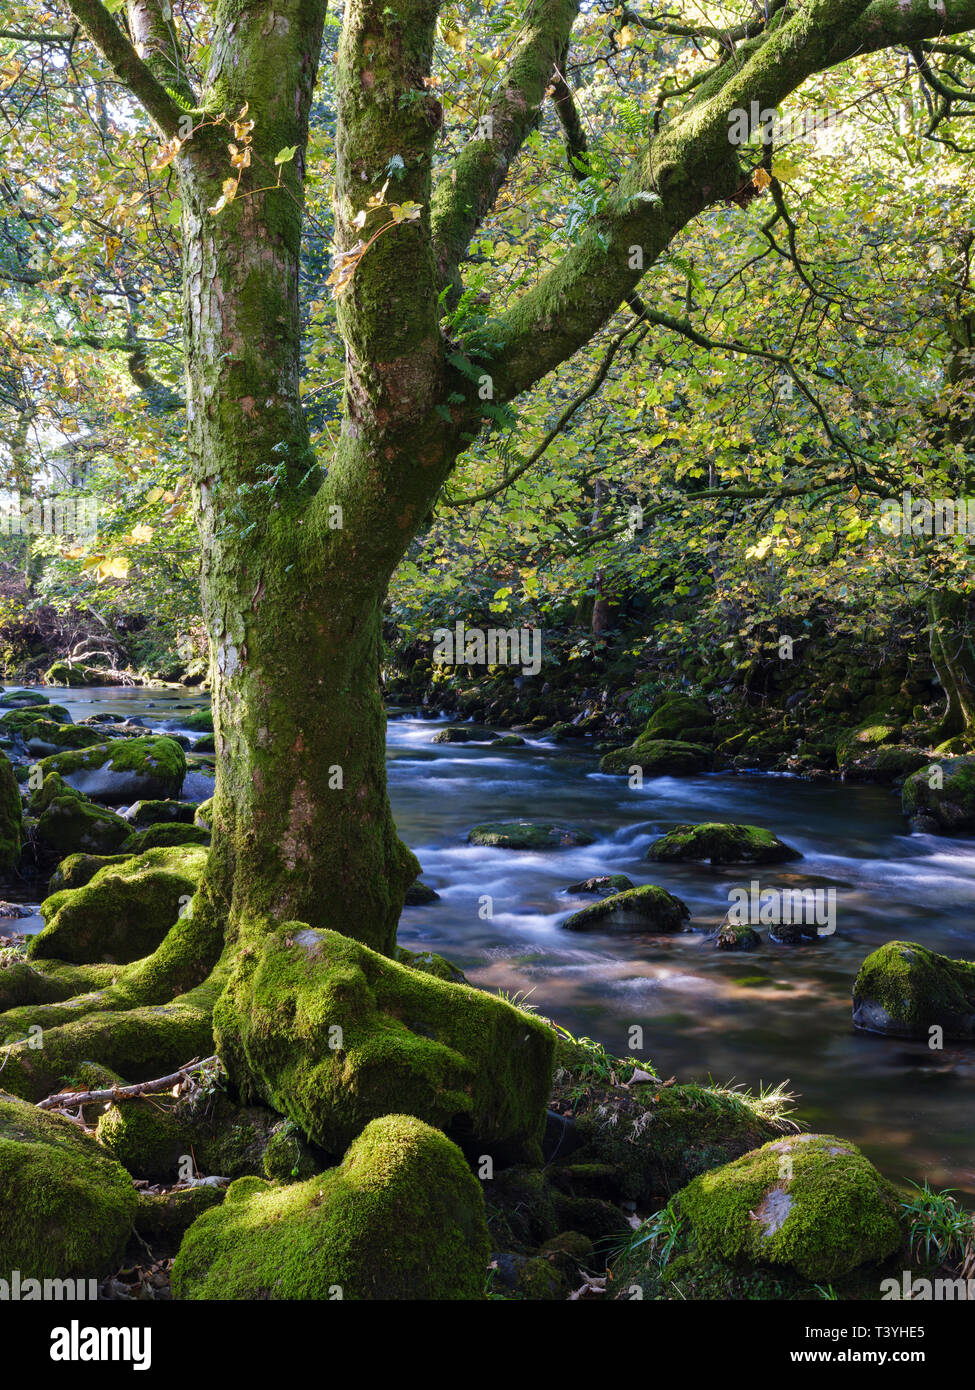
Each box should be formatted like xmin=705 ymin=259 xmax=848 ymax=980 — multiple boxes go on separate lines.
xmin=37 ymin=0 xmax=975 ymax=1100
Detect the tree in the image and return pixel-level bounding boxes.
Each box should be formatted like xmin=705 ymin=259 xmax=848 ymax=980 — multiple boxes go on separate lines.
xmin=5 ymin=0 xmax=975 ymax=1130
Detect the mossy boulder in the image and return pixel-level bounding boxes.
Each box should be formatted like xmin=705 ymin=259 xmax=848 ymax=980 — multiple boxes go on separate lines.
xmin=0 ymin=705 xmax=70 ymax=731
xmin=644 ymin=1133 xmax=902 ymax=1287
xmin=467 ymin=821 xmax=595 ymax=849
xmin=34 ymin=796 xmax=132 ymax=858
xmin=96 ymin=1099 xmax=185 ymax=1183
xmin=21 ymin=720 xmax=105 ymax=755
xmin=902 ymin=757 xmax=975 ymax=832
xmin=214 ymin=924 xmax=555 ymax=1163
xmin=171 ymin=1114 xmax=490 ymax=1300
xmin=0 ymin=749 xmax=22 ymax=874
xmin=562 ymin=884 xmax=689 ymax=933
xmin=841 ymin=745 xmax=931 ymax=784
xmin=0 ymin=1091 xmax=137 ymax=1279
xmin=565 ymin=874 xmax=635 ymax=896
xmin=395 ymin=944 xmax=468 ymax=984
xmin=853 ymin=940 xmax=975 ymax=1039
xmin=30 ymin=845 xmax=207 ymax=965
xmin=715 ymin=922 xmax=761 ymax=951
xmin=36 ymin=735 xmax=187 ymax=804
xmin=549 ymin=1038 xmax=790 ymax=1206
xmin=164 ymin=709 xmax=213 ymax=733
xmin=432 ymin=725 xmax=476 ymax=743
xmin=134 ymin=1186 xmax=225 ymax=1242
xmin=643 ymin=694 xmax=714 ymax=743
xmin=120 ymin=823 xmax=211 ymax=854
xmin=647 ymin=822 xmax=801 ymax=866
xmin=44 ymin=662 xmax=88 ymax=686
xmin=193 ymin=797 xmax=213 ymax=829
xmin=0 ymin=689 xmax=48 ymax=708
xmin=404 ymin=877 xmax=440 ymax=905
xmin=48 ymin=852 xmax=131 ymax=892
xmin=27 ymin=770 xmax=84 ymax=815
xmin=599 ymin=739 xmax=711 ymax=776
xmin=125 ymin=799 xmax=198 ymax=828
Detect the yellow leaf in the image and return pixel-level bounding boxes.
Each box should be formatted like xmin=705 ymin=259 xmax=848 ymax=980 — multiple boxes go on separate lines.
xmin=129 ymin=524 xmax=154 ymax=543
xmin=752 ymin=167 xmax=772 ymax=191
xmin=98 ymin=556 xmax=130 ymax=581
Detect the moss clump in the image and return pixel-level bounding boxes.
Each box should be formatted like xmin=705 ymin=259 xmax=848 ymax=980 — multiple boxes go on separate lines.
xmin=902 ymin=756 xmax=975 ymax=832
xmin=467 ymin=821 xmax=595 ymax=849
xmin=22 ymin=720 xmax=105 ymax=754
xmin=37 ymin=735 xmax=187 ymax=804
xmin=0 ymin=690 xmax=49 ymax=708
xmin=841 ymin=745 xmax=930 ymax=784
xmin=403 ymin=878 xmax=440 ymax=904
xmin=171 ymin=1114 xmax=490 ymax=1300
xmin=165 ymin=709 xmax=213 ymax=733
xmin=27 ymin=771 xmax=85 ymax=815
xmin=48 ymin=852 xmax=131 ymax=892
xmin=0 ymin=1092 xmax=137 ymax=1279
xmin=562 ymin=883 xmax=689 ymax=933
xmin=0 ymin=749 xmax=21 ymax=874
xmin=0 ymin=705 xmax=70 ymax=730
xmin=715 ymin=921 xmax=760 ymax=951
xmin=262 ymin=1119 xmax=319 ymax=1183
xmin=853 ymin=940 xmax=975 ymax=1039
xmin=30 ymin=845 xmax=207 ymax=965
xmin=44 ymin=662 xmax=88 ymax=686
xmin=120 ymin=823 xmax=211 ymax=854
xmin=599 ymin=739 xmax=712 ymax=776
xmin=134 ymin=1185 xmax=225 ymax=1242
xmin=214 ymin=924 xmax=554 ymax=1163
xmin=96 ymin=1099 xmax=186 ymax=1183
xmin=34 ymin=796 xmax=131 ymax=859
xmin=647 ymin=822 xmax=801 ymax=865
xmin=643 ymin=695 xmax=714 ymax=743
xmin=565 ymin=874 xmax=635 ymax=895
xmin=669 ymin=1133 xmax=901 ymax=1284
xmin=395 ymin=944 xmax=468 ymax=983
xmin=126 ymin=799 xmax=197 ymax=827
xmin=193 ymin=797 xmax=213 ymax=829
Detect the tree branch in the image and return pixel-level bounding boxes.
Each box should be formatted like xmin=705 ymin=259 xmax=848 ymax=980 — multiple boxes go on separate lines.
xmin=64 ymin=0 xmax=186 ymax=137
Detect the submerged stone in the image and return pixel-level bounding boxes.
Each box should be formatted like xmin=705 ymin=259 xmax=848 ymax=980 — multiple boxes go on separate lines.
xmin=467 ymin=821 xmax=595 ymax=849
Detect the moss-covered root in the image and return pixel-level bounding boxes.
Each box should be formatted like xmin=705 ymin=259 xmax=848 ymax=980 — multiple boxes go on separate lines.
xmin=0 ymin=971 xmax=222 ymax=1102
xmin=853 ymin=940 xmax=975 ymax=1039
xmin=214 ymin=924 xmax=555 ymax=1163
xmin=0 ymin=1092 xmax=137 ymax=1279
xmin=0 ymin=958 xmax=119 ymax=1015
xmin=171 ymin=1114 xmax=490 ymax=1300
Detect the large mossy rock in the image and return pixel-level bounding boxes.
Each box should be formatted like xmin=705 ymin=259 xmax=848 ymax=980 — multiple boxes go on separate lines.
xmin=162 ymin=709 xmax=213 ymax=733
xmin=30 ymin=845 xmax=207 ymax=965
xmin=599 ymin=738 xmax=711 ymax=776
xmin=36 ymin=735 xmax=187 ymax=804
xmin=467 ymin=821 xmax=595 ymax=849
xmin=841 ymin=745 xmax=931 ymax=784
xmin=21 ymin=720 xmax=105 ymax=755
xmin=0 ymin=689 xmax=49 ymax=708
xmin=0 ymin=749 xmax=22 ymax=875
xmin=0 ymin=1091 xmax=137 ymax=1279
xmin=853 ymin=940 xmax=975 ymax=1039
xmin=902 ymin=756 xmax=975 ymax=832
xmin=34 ymin=796 xmax=131 ymax=858
xmin=44 ymin=662 xmax=89 ymax=686
xmin=171 ymin=1114 xmax=490 ymax=1300
xmin=48 ymin=851 xmax=131 ymax=892
xmin=214 ymin=925 xmax=555 ymax=1162
xmin=615 ymin=1134 xmax=902 ymax=1298
xmin=562 ymin=883 xmax=689 ymax=933
xmin=120 ymin=822 xmax=211 ymax=854
xmin=550 ymin=1037 xmax=791 ymax=1206
xmin=643 ymin=694 xmax=714 ymax=743
xmin=0 ymin=705 xmax=70 ymax=731
xmin=124 ymin=798 xmax=198 ymax=827
xmin=647 ymin=822 xmax=801 ymax=866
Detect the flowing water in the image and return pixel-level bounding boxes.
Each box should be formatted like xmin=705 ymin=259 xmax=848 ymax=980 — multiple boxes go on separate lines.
xmin=9 ymin=686 xmax=975 ymax=1196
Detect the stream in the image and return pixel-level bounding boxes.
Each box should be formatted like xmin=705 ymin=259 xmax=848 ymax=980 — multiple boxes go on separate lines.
xmin=7 ymin=685 xmax=974 ymax=1198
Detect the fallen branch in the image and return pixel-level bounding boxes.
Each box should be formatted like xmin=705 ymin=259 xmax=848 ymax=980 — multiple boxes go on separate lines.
xmin=36 ymin=1055 xmax=219 ymax=1111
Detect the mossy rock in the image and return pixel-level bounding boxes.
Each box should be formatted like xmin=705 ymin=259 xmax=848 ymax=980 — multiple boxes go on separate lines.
xmin=467 ymin=821 xmax=595 ymax=849
xmin=853 ymin=940 xmax=975 ymax=1040
xmin=565 ymin=874 xmax=635 ymax=896
xmin=836 ymin=722 xmax=902 ymax=764
xmin=134 ymin=1185 xmax=225 ymax=1242
xmin=214 ymin=925 xmax=554 ymax=1163
xmin=841 ymin=746 xmax=931 ymax=784
xmin=262 ymin=1120 xmax=319 ymax=1183
xmin=36 ymin=735 xmax=187 ymax=804
xmin=164 ymin=709 xmax=213 ymax=733
xmin=485 ymin=1164 xmax=560 ymax=1251
xmin=0 ymin=749 xmax=22 ymax=875
xmin=490 ymin=734 xmax=526 ymax=747
xmin=22 ymin=720 xmax=105 ymax=755
xmin=0 ymin=705 xmax=70 ymax=731
xmin=27 ymin=770 xmax=85 ymax=815
xmin=432 ymin=725 xmax=476 ymax=743
xmin=96 ymin=1099 xmax=186 ymax=1183
xmin=550 ymin=1040 xmax=790 ymax=1207
xmin=192 ymin=734 xmax=216 ymax=752
xmin=171 ymin=1114 xmax=490 ymax=1300
xmin=34 ymin=796 xmax=132 ymax=859
xmin=715 ymin=922 xmax=761 ymax=951
xmin=647 ymin=823 xmax=801 ymax=866
xmin=404 ymin=877 xmax=440 ymax=905
xmin=902 ymin=756 xmax=975 ymax=832
xmin=562 ymin=884 xmax=689 ymax=933
xmin=395 ymin=944 xmax=468 ymax=984
xmin=120 ymin=822 xmax=211 ymax=854
xmin=649 ymin=1133 xmax=902 ymax=1285
xmin=643 ymin=695 xmax=714 ymax=743
xmin=30 ymin=845 xmax=207 ymax=965
xmin=48 ymin=851 xmax=132 ymax=892
xmin=599 ymin=739 xmax=711 ymax=776
xmin=0 ymin=689 xmax=49 ymax=708
xmin=0 ymin=1091 xmax=137 ymax=1279
xmin=193 ymin=797 xmax=213 ymax=830
xmin=126 ymin=799 xmax=198 ymax=828
xmin=44 ymin=662 xmax=89 ymax=687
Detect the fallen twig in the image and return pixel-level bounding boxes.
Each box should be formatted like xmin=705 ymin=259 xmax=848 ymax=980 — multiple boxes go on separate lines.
xmin=36 ymin=1055 xmax=219 ymax=1111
